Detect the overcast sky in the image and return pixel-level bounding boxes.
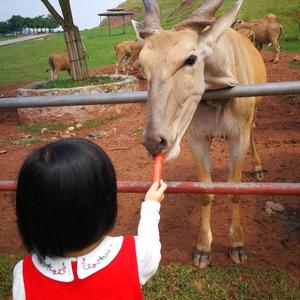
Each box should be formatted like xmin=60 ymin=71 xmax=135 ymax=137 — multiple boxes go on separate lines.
xmin=0 ymin=0 xmax=125 ymax=30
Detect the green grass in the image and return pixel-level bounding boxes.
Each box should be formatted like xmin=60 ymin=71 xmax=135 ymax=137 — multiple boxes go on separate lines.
xmin=1 ymin=254 xmax=299 ymax=300
xmin=35 ymin=75 xmax=123 ymax=89
xmin=82 ymin=115 xmax=121 ymax=129
xmin=0 ymin=0 xmax=299 ymax=88
xmin=131 ymin=126 xmax=144 ymax=136
xmin=17 ymin=115 xmax=120 ymax=135
xmin=0 ymin=35 xmax=16 ymax=41
xmin=0 ymin=253 xmax=24 ymax=300
xmin=18 ymin=121 xmax=73 ymax=135
xmin=143 ymin=263 xmax=300 ymax=300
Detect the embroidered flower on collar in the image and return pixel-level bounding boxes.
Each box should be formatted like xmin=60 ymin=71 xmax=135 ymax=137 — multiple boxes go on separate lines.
xmin=82 ymin=243 xmax=113 ymax=270
xmin=38 ymin=256 xmax=67 ymax=275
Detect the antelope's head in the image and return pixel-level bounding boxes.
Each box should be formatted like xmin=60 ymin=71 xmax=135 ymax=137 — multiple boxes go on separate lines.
xmin=140 ymin=0 xmax=243 ymax=160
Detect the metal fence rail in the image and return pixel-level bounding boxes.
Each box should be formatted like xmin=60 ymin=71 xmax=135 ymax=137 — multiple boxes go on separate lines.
xmin=1 ymin=180 xmax=300 ymax=195
xmin=0 ymin=80 xmax=300 ymax=196
xmin=0 ymin=81 xmax=300 ymax=108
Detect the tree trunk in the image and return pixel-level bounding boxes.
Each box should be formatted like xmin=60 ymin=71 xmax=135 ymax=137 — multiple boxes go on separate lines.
xmin=64 ymin=26 xmax=89 ymax=82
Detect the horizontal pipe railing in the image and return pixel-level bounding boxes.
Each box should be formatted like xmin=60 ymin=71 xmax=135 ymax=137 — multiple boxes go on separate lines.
xmin=1 ymin=180 xmax=299 ymax=195
xmin=0 ymin=81 xmax=300 ymax=108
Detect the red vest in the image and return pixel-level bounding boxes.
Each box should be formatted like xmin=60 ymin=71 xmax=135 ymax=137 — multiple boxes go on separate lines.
xmin=23 ymin=236 xmax=143 ymax=300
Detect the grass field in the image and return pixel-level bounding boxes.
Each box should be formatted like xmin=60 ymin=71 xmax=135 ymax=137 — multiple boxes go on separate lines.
xmin=1 ymin=252 xmax=299 ymax=300
xmin=0 ymin=0 xmax=299 ymax=87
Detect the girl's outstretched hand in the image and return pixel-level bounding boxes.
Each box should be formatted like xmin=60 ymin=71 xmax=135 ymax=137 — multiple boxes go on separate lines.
xmin=145 ymin=180 xmax=167 ymax=203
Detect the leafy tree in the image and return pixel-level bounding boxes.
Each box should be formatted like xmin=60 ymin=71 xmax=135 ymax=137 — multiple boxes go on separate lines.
xmin=7 ymin=15 xmax=24 ymax=34
xmin=23 ymin=17 xmax=33 ymax=34
xmin=0 ymin=21 xmax=10 ymax=36
xmin=44 ymin=14 xmax=59 ymax=32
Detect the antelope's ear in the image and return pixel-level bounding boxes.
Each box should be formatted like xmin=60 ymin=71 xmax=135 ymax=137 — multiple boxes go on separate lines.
xmin=131 ymin=20 xmax=144 ymax=43
xmin=200 ymin=0 xmax=243 ymax=48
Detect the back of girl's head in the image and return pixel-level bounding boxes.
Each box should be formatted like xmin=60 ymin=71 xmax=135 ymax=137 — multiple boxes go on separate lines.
xmin=16 ymin=138 xmax=117 ymax=257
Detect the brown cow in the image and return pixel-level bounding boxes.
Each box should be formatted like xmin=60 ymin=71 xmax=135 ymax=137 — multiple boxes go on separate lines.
xmin=139 ymin=0 xmax=266 ymax=268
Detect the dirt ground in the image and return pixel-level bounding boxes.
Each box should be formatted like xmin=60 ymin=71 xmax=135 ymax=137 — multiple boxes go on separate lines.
xmin=0 ymin=51 xmax=299 ymax=280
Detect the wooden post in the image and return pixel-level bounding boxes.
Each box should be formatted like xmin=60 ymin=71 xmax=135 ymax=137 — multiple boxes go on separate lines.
xmin=100 ymin=16 xmax=102 ymax=35
xmin=123 ymin=15 xmax=126 ymax=34
xmin=64 ymin=26 xmax=89 ymax=82
xmin=108 ymin=16 xmax=111 ymax=35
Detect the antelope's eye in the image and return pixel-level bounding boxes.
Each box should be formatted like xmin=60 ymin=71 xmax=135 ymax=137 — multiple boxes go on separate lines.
xmin=184 ymin=55 xmax=197 ymax=66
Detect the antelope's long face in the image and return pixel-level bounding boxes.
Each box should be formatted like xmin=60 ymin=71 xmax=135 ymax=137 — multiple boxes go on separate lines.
xmin=140 ymin=0 xmax=243 ymax=160
xmin=140 ymin=30 xmax=207 ymax=160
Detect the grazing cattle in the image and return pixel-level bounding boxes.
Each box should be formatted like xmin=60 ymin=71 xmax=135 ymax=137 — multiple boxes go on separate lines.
xmin=139 ymin=0 xmax=266 ymax=268
xmin=114 ymin=40 xmax=143 ymax=75
xmin=47 ymin=46 xmax=88 ymax=80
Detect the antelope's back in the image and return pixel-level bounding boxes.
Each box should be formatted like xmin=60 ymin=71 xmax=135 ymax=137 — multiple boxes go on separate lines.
xmin=223 ymin=28 xmax=267 ymax=85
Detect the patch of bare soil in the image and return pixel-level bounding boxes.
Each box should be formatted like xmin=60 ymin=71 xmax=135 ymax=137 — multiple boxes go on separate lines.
xmin=0 ymin=51 xmax=299 ymax=279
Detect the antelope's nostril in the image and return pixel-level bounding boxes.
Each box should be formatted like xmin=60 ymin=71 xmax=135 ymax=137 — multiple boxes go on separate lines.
xmin=158 ymin=137 xmax=167 ymax=151
xmin=142 ymin=135 xmax=168 ymax=154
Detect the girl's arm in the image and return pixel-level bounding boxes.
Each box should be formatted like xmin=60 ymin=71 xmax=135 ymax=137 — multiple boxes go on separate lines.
xmin=134 ymin=181 xmax=167 ymax=285
xmin=12 ymin=260 xmax=25 ymax=300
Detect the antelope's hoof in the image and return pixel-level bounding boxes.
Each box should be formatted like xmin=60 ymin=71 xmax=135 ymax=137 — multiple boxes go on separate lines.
xmin=255 ymin=169 xmax=264 ymax=181
xmin=229 ymin=246 xmax=247 ymax=264
xmin=193 ymin=248 xmax=211 ymax=269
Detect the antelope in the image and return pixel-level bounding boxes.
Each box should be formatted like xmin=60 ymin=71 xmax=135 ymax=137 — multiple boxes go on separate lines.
xmin=140 ymin=0 xmax=266 ymax=268
xmin=236 ymin=28 xmax=256 ymax=44
xmin=251 ymin=22 xmax=284 ymax=63
xmin=114 ymin=20 xmax=144 ymax=75
xmin=232 ymin=13 xmax=277 ymax=30
xmin=47 ymin=45 xmax=89 ymax=80
xmin=114 ymin=40 xmax=143 ymax=75
xmin=234 ymin=19 xmax=285 ymax=63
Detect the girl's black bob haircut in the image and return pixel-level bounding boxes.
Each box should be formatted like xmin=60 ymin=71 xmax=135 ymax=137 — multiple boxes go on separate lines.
xmin=16 ymin=138 xmax=117 ymax=257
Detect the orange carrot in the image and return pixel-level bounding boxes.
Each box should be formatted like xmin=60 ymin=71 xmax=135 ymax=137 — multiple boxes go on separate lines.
xmin=152 ymin=153 xmax=164 ymax=183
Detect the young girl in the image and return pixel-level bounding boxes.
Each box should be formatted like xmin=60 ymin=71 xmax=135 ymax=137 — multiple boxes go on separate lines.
xmin=13 ymin=138 xmax=167 ymax=300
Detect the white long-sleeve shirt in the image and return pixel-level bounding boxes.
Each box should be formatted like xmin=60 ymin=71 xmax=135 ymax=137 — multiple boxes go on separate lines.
xmin=13 ymin=200 xmax=161 ymax=300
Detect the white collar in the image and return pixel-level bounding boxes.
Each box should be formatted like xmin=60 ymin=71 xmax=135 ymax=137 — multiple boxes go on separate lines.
xmin=32 ymin=236 xmax=123 ymax=282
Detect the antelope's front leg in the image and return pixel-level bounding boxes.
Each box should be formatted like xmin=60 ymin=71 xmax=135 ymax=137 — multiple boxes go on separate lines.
xmin=189 ymin=136 xmax=213 ymax=269
xmin=227 ymin=134 xmax=251 ymax=264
